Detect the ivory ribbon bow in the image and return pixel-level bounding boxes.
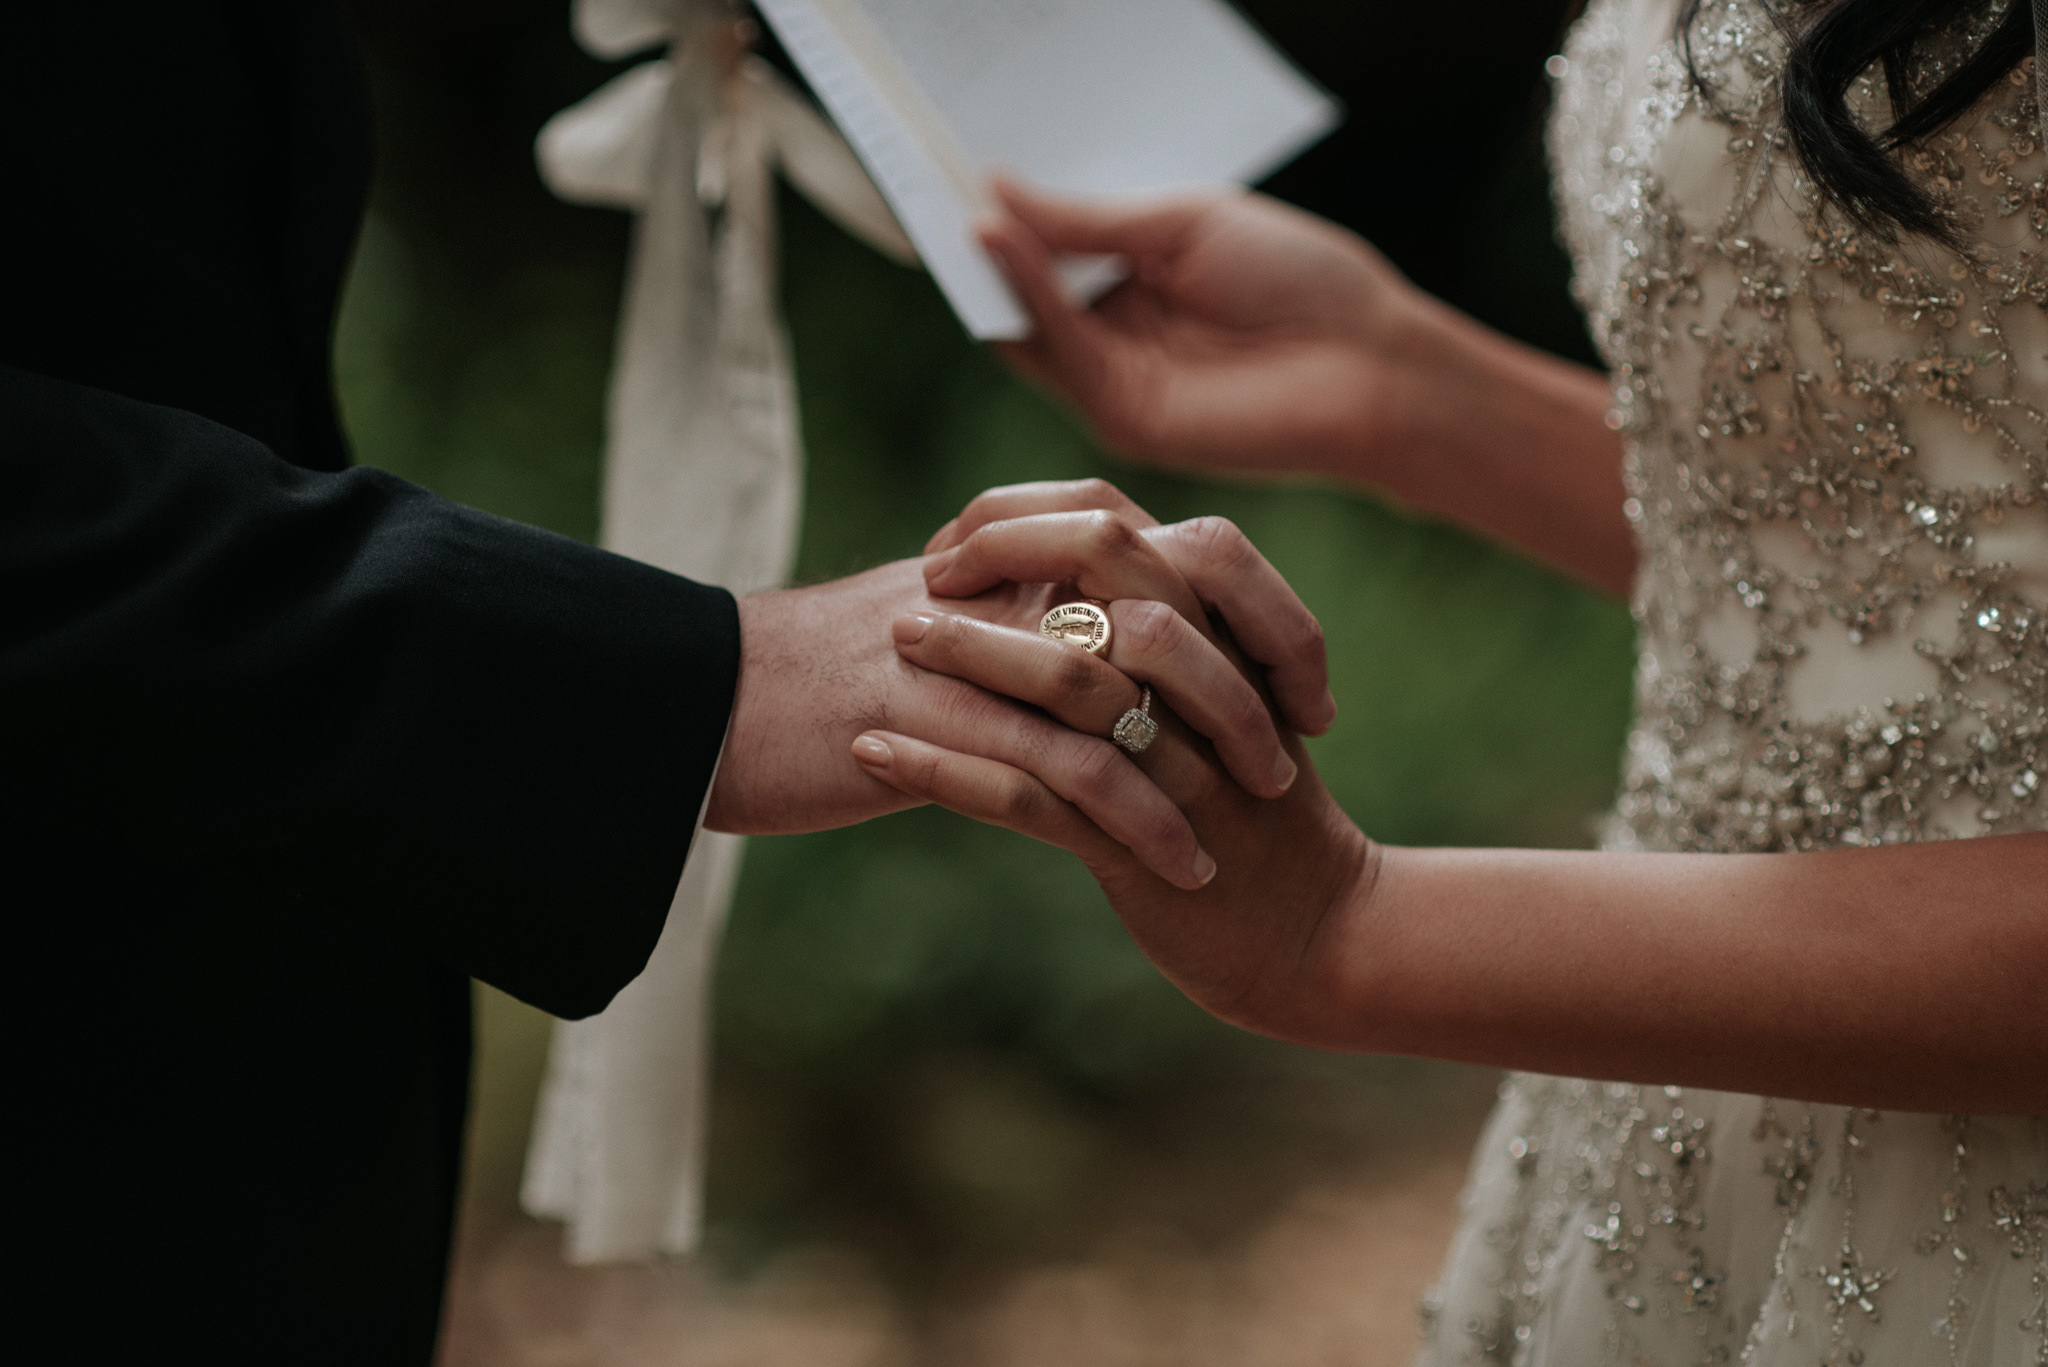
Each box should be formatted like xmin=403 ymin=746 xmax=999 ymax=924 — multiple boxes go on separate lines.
xmin=520 ymin=0 xmax=912 ymax=1265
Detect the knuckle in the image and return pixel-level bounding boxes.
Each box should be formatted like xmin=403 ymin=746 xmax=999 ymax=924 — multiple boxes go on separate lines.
xmin=1007 ymin=713 xmax=1054 ymax=771
xmin=916 ymin=693 xmax=973 ymax=745
xmin=1225 ymin=682 xmax=1272 ymax=738
xmin=952 ymin=494 xmax=1005 ymax=540
xmin=958 ymin=523 xmax=996 ymax=559
xmin=1293 ymin=610 xmax=1328 ymax=660
xmin=997 ymin=775 xmax=1044 ymax=824
xmin=1273 ymin=606 xmax=1327 ymax=669
xmin=1117 ymin=598 xmax=1181 ymax=659
xmin=1074 ymin=477 xmax=1120 ymax=507
xmin=1180 ymin=757 xmax=1226 ymax=808
xmin=1184 ymin=515 xmax=1252 ymax=570
xmin=1052 ymin=648 xmax=1101 ymax=697
xmin=1141 ymin=801 xmax=1192 ymax=855
xmin=1067 ymin=737 xmax=1127 ymax=801
xmin=920 ymin=613 xmax=967 ymax=659
xmin=904 ymin=746 xmax=947 ymax=791
xmin=1081 ymin=508 xmax=1143 ymax=561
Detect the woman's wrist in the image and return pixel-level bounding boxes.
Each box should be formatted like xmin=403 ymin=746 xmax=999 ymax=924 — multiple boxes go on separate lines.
xmin=1234 ymin=809 xmax=1384 ymax=1049
xmin=1324 ymin=290 xmax=1633 ymax=593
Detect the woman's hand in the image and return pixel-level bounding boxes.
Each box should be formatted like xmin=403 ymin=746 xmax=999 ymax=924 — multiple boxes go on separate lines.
xmin=978 ymin=179 xmax=1417 ymax=475
xmin=981 ymin=179 xmax=1638 ymax=597
xmin=858 ymin=637 xmax=1372 ymax=1036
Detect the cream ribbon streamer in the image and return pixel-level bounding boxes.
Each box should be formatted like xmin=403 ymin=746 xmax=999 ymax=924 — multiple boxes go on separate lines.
xmin=520 ymin=0 xmax=912 ymax=1265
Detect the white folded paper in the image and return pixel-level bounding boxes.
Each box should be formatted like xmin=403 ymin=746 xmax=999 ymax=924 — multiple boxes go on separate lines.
xmin=753 ymin=0 xmax=1340 ymax=338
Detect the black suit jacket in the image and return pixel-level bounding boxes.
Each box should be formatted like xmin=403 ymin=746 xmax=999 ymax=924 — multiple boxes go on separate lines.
xmin=1 ymin=4 xmax=738 ymax=1359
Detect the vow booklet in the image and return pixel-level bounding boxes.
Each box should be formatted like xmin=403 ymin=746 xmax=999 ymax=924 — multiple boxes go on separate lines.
xmin=752 ymin=0 xmax=1339 ymax=339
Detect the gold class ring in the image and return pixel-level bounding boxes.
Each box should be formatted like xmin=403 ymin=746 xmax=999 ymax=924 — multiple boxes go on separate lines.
xmin=1039 ymin=600 xmax=1113 ymax=655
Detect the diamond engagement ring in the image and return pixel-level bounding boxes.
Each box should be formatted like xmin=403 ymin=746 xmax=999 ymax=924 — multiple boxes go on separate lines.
xmin=1112 ymin=685 xmax=1159 ymax=755
xmin=1039 ymin=600 xmax=1112 ymax=654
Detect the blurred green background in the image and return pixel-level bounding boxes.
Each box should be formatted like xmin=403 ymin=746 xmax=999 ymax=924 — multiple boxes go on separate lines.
xmin=338 ymin=0 xmax=1631 ymax=1292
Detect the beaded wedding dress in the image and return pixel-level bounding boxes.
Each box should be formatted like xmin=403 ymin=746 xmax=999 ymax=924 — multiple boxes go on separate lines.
xmin=1416 ymin=2 xmax=2047 ymax=1364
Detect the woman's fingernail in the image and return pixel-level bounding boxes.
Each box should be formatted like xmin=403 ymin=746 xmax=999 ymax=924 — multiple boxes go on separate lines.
xmin=893 ymin=612 xmax=935 ymax=644
xmin=852 ymin=735 xmax=893 ymax=766
xmin=1272 ymin=752 xmax=1299 ymax=794
xmin=1192 ymin=850 xmax=1218 ymax=887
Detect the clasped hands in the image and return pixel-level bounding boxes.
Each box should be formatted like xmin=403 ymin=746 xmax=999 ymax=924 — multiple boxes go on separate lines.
xmin=708 ymin=477 xmax=1372 ymax=1042
xmin=704 ymin=176 xmax=1411 ymax=1045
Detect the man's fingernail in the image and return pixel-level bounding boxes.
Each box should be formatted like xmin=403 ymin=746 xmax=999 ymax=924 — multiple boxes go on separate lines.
xmin=923 ymin=547 xmax=958 ymax=579
xmin=1192 ymin=850 xmax=1218 ymax=887
xmin=924 ymin=518 xmax=958 ymax=553
xmin=1272 ymin=752 xmax=1298 ymax=794
xmin=893 ymin=613 xmax=935 ymax=644
xmin=852 ymin=736 xmax=892 ymax=766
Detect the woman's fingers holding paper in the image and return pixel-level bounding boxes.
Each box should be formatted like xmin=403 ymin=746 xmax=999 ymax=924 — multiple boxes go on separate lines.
xmin=977 ymin=212 xmax=1117 ymax=410
xmin=990 ymin=175 xmax=1217 ymax=260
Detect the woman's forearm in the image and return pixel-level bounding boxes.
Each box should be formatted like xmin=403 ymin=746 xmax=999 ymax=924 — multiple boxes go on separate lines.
xmin=1299 ymin=834 xmax=2048 ymax=1114
xmin=1335 ymin=293 xmax=1636 ymax=597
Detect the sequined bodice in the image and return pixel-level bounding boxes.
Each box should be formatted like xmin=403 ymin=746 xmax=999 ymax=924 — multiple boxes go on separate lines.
xmin=1417 ymin=6 xmax=2046 ymax=1366
xmin=1549 ymin=0 xmax=2046 ymax=853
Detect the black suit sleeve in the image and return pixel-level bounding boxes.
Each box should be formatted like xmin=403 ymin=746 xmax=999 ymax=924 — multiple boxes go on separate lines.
xmin=0 ymin=363 xmax=739 ymax=1019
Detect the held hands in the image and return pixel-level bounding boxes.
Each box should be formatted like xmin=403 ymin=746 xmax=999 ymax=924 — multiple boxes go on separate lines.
xmin=705 ymin=480 xmax=1335 ymax=893
xmin=849 ymin=480 xmax=1374 ymax=1041
xmin=977 ymin=178 xmax=1425 ymax=477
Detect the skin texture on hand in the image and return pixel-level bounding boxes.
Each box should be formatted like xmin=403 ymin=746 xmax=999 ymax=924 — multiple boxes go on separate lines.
xmin=981 ymin=180 xmax=1638 ymax=597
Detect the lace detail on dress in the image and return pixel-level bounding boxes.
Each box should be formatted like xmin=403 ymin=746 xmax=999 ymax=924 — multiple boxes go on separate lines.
xmin=1415 ymin=3 xmax=2048 ymax=1366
